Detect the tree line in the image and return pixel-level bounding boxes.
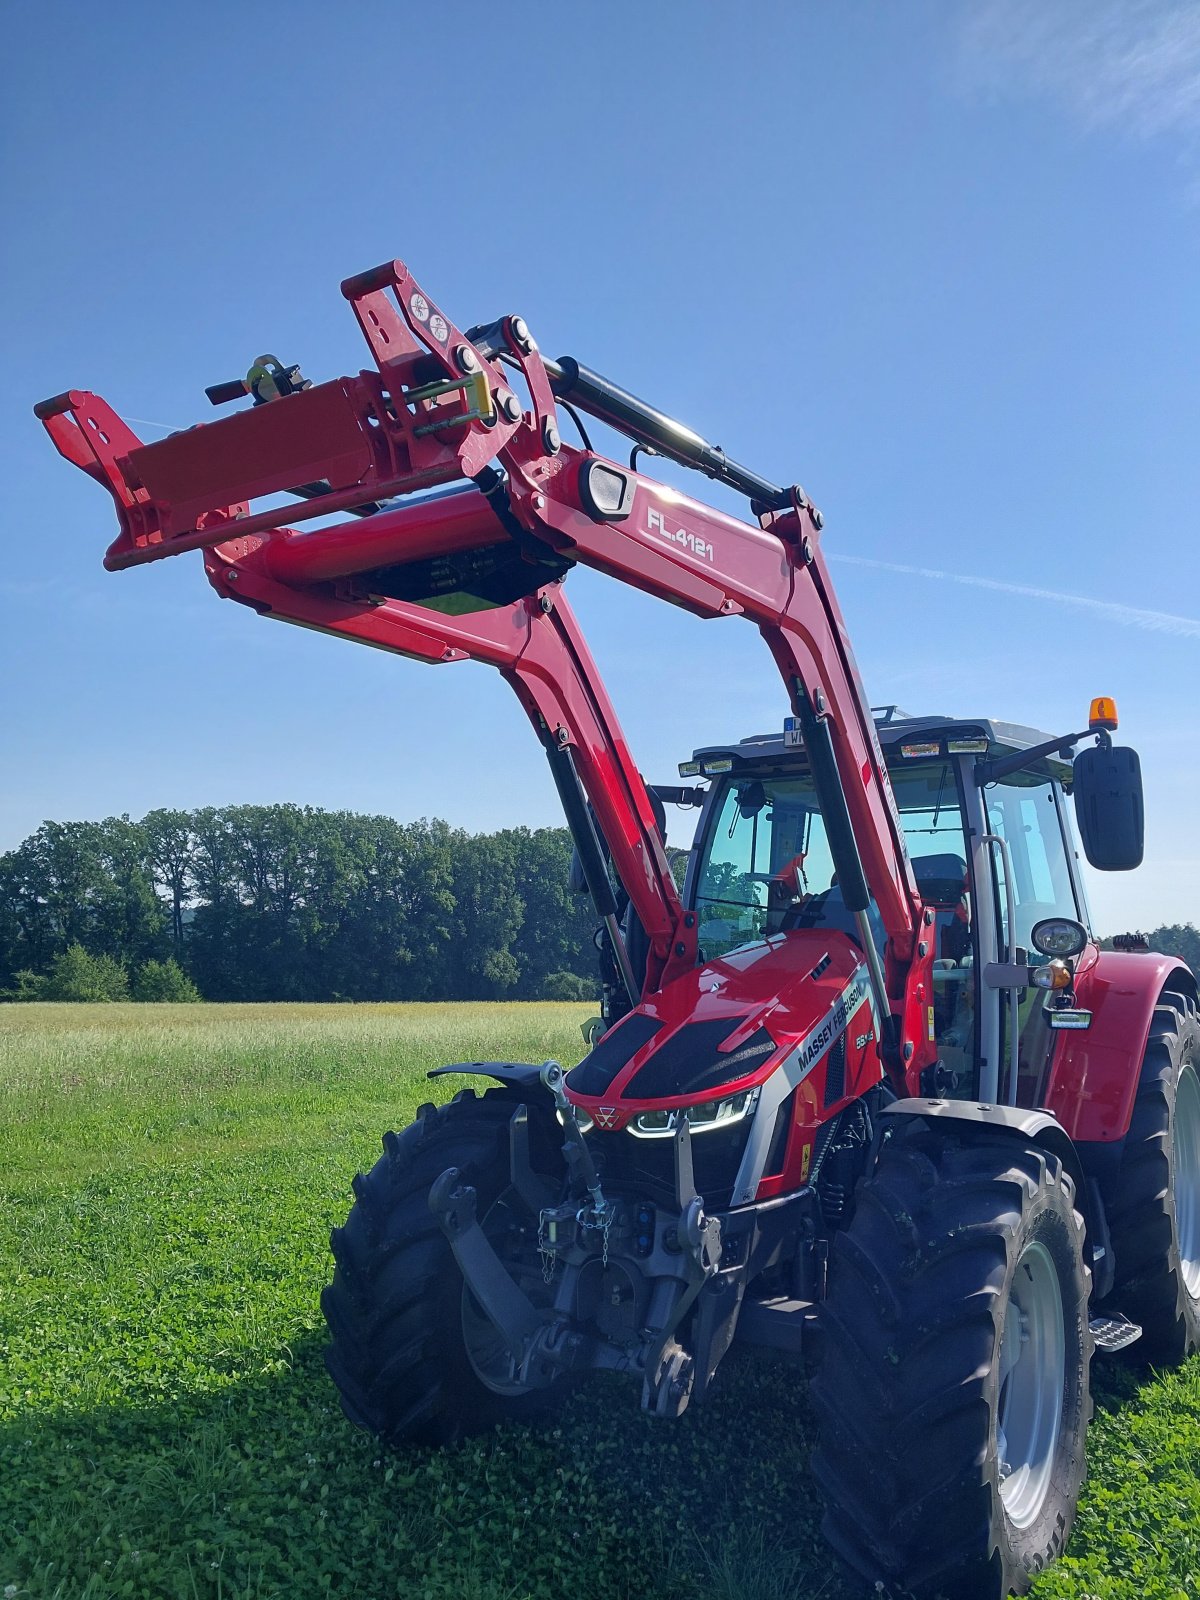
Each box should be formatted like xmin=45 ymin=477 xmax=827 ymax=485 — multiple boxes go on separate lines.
xmin=0 ymin=807 xmax=599 ymax=1003
xmin=1 ymin=804 xmax=1196 ymax=1004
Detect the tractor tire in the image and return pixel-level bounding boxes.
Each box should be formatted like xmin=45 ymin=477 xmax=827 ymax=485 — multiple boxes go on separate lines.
xmin=810 ymin=1132 xmax=1092 ymax=1600
xmin=1105 ymin=990 xmax=1200 ymax=1365
xmin=322 ymin=1087 xmax=566 ymax=1446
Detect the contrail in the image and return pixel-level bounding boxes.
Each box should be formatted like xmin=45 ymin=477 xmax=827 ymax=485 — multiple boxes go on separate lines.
xmin=830 ymin=554 xmax=1200 ymax=640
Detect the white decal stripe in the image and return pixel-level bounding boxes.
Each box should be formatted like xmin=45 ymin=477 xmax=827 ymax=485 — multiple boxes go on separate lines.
xmin=730 ymin=965 xmax=871 ymax=1206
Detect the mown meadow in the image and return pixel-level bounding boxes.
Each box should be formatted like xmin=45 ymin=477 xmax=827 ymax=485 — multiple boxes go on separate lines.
xmin=1 ymin=1003 xmax=1197 ymax=1599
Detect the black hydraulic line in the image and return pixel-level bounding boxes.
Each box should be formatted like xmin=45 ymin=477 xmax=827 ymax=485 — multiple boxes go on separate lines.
xmin=544 ymin=738 xmax=640 ymax=1006
xmin=543 ymin=740 xmax=618 ymax=922
xmin=793 ymin=684 xmax=900 ymax=1066
xmin=558 ymin=399 xmax=594 ymax=452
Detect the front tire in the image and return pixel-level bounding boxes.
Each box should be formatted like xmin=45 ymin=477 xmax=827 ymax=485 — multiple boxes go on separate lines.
xmin=1106 ymin=990 xmax=1200 ymax=1364
xmin=322 ymin=1088 xmax=566 ymax=1446
xmin=811 ymin=1132 xmax=1092 ymax=1600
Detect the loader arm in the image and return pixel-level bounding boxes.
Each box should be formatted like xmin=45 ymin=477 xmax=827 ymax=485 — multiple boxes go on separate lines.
xmin=37 ymin=256 xmax=925 ymax=1056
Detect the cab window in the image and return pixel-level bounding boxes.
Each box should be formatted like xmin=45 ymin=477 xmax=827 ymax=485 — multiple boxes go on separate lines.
xmin=984 ymin=774 xmax=1079 ymax=950
xmin=693 ymin=772 xmax=886 ymax=963
xmin=889 ymin=760 xmax=975 ymax=1087
xmin=693 ymin=774 xmax=836 ymax=959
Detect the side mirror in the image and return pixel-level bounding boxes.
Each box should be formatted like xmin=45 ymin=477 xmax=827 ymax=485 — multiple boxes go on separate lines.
xmin=1072 ymin=744 xmax=1144 ymax=871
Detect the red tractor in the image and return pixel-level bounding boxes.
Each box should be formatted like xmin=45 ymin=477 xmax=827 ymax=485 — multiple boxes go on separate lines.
xmin=39 ymin=256 xmax=1199 ymax=1599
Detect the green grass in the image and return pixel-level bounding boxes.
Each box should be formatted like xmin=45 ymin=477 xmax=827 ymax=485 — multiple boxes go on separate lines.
xmin=1 ymin=1003 xmax=1197 ymax=1600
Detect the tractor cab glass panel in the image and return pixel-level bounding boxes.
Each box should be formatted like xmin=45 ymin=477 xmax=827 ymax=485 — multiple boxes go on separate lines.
xmin=888 ymin=760 xmax=976 ymax=1089
xmin=984 ymin=774 xmax=1081 ymax=951
xmin=693 ymin=773 xmax=882 ymax=960
xmin=984 ymin=771 xmax=1083 ymax=1102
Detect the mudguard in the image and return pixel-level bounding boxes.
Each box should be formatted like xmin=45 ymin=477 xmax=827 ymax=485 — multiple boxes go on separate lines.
xmin=427 ymin=1061 xmax=551 ymax=1095
xmin=1045 ymin=951 xmax=1197 ymax=1144
xmin=878 ymin=1097 xmax=1101 ymax=1284
xmin=879 ymin=1098 xmax=1086 ymax=1206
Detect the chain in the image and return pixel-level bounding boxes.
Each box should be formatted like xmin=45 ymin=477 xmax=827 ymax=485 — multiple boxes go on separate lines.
xmin=537 ymin=1210 xmax=557 ymax=1284
xmin=577 ymin=1199 xmax=614 ymax=1268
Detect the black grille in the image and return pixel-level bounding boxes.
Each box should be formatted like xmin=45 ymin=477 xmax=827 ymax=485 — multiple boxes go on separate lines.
xmin=763 ymin=1088 xmax=797 ymax=1178
xmin=589 ymin=1121 xmax=753 ymax=1209
xmin=823 ymin=1033 xmax=847 ymax=1106
xmin=567 ymin=1013 xmax=663 ymax=1097
xmin=625 ymin=1022 xmax=776 ymax=1101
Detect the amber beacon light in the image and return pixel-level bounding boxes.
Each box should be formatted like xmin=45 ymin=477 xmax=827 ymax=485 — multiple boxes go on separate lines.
xmin=1089 ymin=696 xmax=1119 ymax=731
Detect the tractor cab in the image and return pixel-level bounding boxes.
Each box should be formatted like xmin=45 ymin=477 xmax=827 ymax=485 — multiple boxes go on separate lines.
xmin=681 ymin=710 xmax=1108 ymax=1108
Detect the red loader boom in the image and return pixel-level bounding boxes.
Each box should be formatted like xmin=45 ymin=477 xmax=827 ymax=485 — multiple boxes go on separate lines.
xmin=38 ymin=256 xmax=927 ymax=1061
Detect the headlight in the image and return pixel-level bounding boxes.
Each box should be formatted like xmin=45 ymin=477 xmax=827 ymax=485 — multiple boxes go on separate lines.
xmin=579 ymin=459 xmax=634 ymax=521
xmin=1030 ymin=917 xmax=1088 ymax=958
xmin=629 ymin=1087 xmax=759 ymax=1140
xmin=557 ymin=1106 xmax=594 ymax=1134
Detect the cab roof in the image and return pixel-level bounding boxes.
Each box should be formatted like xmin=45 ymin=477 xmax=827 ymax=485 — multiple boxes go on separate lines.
xmin=691 ymin=708 xmax=1075 ymax=784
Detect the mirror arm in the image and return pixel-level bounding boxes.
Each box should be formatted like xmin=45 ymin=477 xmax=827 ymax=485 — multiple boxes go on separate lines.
xmin=975 ymin=728 xmax=1091 ymax=787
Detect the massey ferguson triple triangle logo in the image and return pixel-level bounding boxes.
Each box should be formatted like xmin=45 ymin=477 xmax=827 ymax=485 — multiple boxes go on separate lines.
xmin=594 ymin=1106 xmax=621 ymax=1130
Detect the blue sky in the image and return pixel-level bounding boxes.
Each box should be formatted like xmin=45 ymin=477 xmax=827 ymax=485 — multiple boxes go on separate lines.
xmin=2 ymin=1 xmax=1197 ymax=933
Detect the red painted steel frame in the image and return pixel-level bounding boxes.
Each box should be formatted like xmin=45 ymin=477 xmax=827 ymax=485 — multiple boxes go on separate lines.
xmin=37 ymin=256 xmax=926 ymax=1047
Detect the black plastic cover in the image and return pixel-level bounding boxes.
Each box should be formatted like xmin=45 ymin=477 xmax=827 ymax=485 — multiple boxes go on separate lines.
xmin=625 ymin=1023 xmax=777 ymax=1101
xmin=567 ymin=1013 xmax=663 ymax=1097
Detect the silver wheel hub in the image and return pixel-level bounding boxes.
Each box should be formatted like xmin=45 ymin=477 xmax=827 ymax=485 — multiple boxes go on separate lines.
xmin=1175 ymin=1061 xmax=1200 ymax=1300
xmin=996 ymin=1239 xmax=1066 ymax=1529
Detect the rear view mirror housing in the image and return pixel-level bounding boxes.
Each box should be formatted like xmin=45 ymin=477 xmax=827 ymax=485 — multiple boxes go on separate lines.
xmin=1072 ymin=744 xmax=1144 ymax=871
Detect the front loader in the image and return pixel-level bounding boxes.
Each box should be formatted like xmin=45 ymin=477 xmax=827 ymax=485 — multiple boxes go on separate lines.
xmin=39 ymin=253 xmax=1200 ymax=1600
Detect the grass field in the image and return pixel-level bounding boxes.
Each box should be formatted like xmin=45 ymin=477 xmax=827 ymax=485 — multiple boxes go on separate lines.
xmin=2 ymin=1003 xmax=1198 ymax=1600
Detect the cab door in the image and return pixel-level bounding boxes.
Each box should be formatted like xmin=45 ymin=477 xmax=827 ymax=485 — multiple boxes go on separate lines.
xmin=887 ymin=759 xmax=979 ymax=1095
xmin=968 ymin=767 xmax=1089 ymax=1105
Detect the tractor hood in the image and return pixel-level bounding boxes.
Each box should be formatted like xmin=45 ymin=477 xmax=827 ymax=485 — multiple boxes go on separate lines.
xmin=565 ymin=928 xmax=879 ymax=1137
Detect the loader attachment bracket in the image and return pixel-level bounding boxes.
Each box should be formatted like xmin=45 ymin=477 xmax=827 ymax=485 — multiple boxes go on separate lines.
xmin=37 ymin=259 xmax=549 ymax=571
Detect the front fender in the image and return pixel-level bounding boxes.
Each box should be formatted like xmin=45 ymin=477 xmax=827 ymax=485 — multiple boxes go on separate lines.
xmin=1044 ymin=951 xmax=1196 ymax=1143
xmin=427 ymin=1060 xmax=552 ymax=1097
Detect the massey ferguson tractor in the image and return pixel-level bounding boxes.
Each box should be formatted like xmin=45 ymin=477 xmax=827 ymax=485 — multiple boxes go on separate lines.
xmin=39 ymin=255 xmax=1199 ymax=1599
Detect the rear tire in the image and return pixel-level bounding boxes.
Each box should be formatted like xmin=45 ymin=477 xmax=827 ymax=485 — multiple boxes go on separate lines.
xmin=1106 ymin=991 xmax=1200 ymax=1364
xmin=322 ymin=1088 xmax=566 ymax=1446
xmin=811 ymin=1132 xmax=1092 ymax=1600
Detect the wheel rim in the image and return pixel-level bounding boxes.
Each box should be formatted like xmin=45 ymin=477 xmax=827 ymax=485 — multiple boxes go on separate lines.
xmin=1175 ymin=1062 xmax=1200 ymax=1300
xmin=460 ymin=1191 xmax=547 ymax=1396
xmin=996 ymin=1239 xmax=1066 ymax=1530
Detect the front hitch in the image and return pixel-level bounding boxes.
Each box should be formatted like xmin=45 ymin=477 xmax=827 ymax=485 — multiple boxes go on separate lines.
xmin=428 ymin=1167 xmax=548 ymax=1366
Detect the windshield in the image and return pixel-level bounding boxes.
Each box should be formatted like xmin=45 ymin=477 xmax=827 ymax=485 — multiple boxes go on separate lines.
xmin=693 ymin=773 xmax=843 ymax=959
xmin=692 ymin=760 xmax=969 ymax=964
